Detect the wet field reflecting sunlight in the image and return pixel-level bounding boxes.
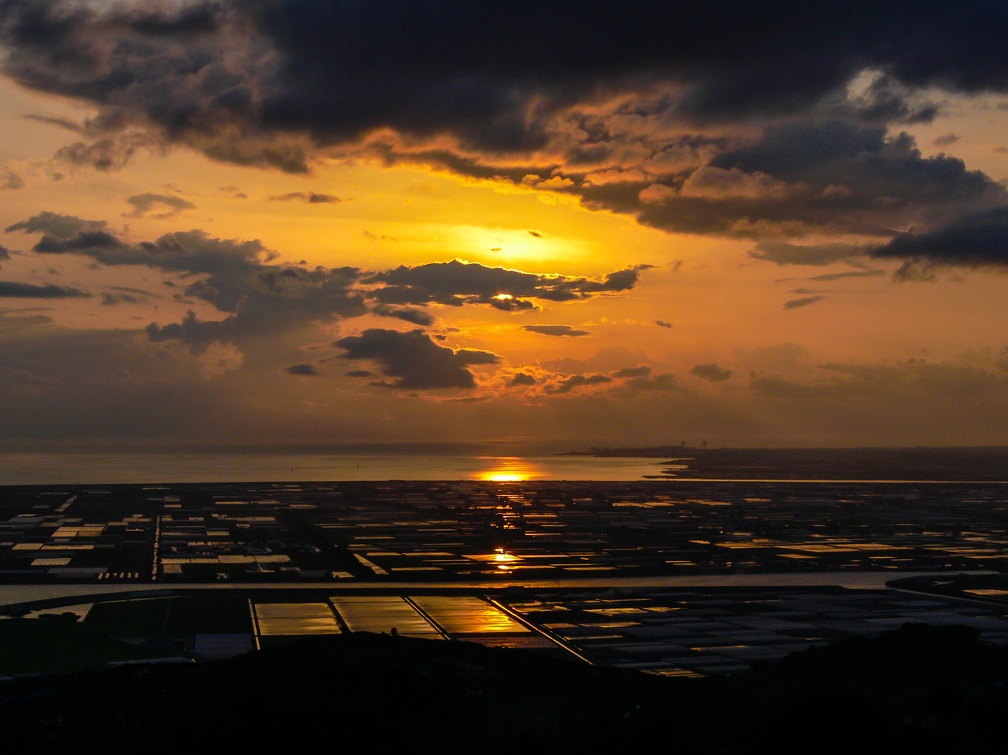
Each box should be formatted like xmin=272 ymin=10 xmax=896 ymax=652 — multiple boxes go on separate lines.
xmin=410 ymin=595 xmax=529 ymax=634
xmin=253 ymin=602 xmax=342 ymax=636
xmin=330 ymin=596 xmax=444 ymax=638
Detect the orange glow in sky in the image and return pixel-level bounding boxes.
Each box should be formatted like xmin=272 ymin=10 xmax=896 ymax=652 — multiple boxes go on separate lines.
xmin=1 ymin=2 xmax=1007 ymax=453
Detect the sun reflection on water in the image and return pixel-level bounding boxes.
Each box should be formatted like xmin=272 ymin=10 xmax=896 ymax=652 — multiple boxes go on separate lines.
xmin=493 ymin=547 xmax=519 ymax=571
xmin=475 ymin=457 xmax=540 ymax=482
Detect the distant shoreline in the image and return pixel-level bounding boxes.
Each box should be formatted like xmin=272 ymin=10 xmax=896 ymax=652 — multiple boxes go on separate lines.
xmin=563 ymin=444 xmax=1008 ymax=457
xmin=562 ymin=445 xmax=1008 ymax=483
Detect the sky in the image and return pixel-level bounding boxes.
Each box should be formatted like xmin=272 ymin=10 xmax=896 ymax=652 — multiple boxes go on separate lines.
xmin=0 ymin=0 xmax=1007 ymax=453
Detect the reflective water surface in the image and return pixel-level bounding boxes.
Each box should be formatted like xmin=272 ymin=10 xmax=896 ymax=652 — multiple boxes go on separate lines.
xmin=0 ymin=451 xmax=665 ymax=485
xmin=330 ymin=596 xmax=443 ymax=638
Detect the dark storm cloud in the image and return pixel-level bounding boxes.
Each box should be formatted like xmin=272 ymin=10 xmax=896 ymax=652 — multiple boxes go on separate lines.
xmin=284 ymin=363 xmax=317 ymax=376
xmin=690 ymin=363 xmax=733 ymax=382
xmin=524 ymin=325 xmax=590 ymax=337
xmin=0 ymin=280 xmax=89 ymax=298
xmin=711 ymin=123 xmax=996 ymax=211
xmin=367 ymin=260 xmax=649 ymax=308
xmin=655 ymin=320 xmax=673 ymax=329
xmin=124 ymin=4 xmax=220 ymax=36
xmin=4 ymin=2 xmax=1008 ymax=251
xmin=869 ymin=207 xmax=1008 ymax=268
xmin=0 ymin=0 xmax=304 ymax=172
xmin=622 ymin=122 xmax=1008 ymax=240
xmin=4 ymin=2 xmax=1006 ymax=153
xmin=0 ymin=245 xmax=8 ymax=262
xmin=844 ymin=74 xmax=938 ymax=125
xmin=334 ymin=328 xmax=499 ymax=390
xmin=56 ymin=5 xmax=1008 ymax=131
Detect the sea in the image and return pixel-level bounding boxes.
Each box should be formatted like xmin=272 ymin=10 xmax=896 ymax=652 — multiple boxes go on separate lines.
xmin=1 ymin=445 xmax=1006 ymax=485
xmin=0 ymin=448 xmax=668 ymax=486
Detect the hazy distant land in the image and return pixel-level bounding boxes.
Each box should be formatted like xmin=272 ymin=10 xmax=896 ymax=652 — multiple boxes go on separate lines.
xmin=569 ymin=445 xmax=1008 ymax=481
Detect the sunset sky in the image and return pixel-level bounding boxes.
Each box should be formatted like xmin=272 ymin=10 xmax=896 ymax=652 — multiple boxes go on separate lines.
xmin=1 ymin=0 xmax=1007 ymax=452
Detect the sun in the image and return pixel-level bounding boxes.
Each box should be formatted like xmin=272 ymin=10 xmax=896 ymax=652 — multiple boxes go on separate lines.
xmin=484 ymin=472 xmax=524 ymax=482
xmin=449 ymin=225 xmax=586 ymax=269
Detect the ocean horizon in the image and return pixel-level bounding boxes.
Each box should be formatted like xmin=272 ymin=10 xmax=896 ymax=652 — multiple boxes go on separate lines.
xmin=2 ymin=445 xmax=1007 ymax=486
xmin=0 ymin=448 xmax=670 ymax=486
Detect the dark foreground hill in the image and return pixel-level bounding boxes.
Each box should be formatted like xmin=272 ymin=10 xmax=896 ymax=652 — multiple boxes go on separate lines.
xmin=2 ymin=624 xmax=1007 ymax=754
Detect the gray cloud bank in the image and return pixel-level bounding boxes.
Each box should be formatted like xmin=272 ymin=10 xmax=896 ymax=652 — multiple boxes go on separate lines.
xmin=870 ymin=207 xmax=1008 ymax=268
xmin=5 ymin=1 xmax=1006 ymax=147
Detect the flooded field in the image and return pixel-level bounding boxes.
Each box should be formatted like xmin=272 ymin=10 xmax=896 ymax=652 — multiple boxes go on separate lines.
xmin=3 ymin=472 xmax=1008 ymax=677
xmin=331 ymin=596 xmax=444 ymax=638
xmin=2 ymin=477 xmax=1007 ymax=585
xmin=7 ymin=583 xmax=1008 ymax=678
